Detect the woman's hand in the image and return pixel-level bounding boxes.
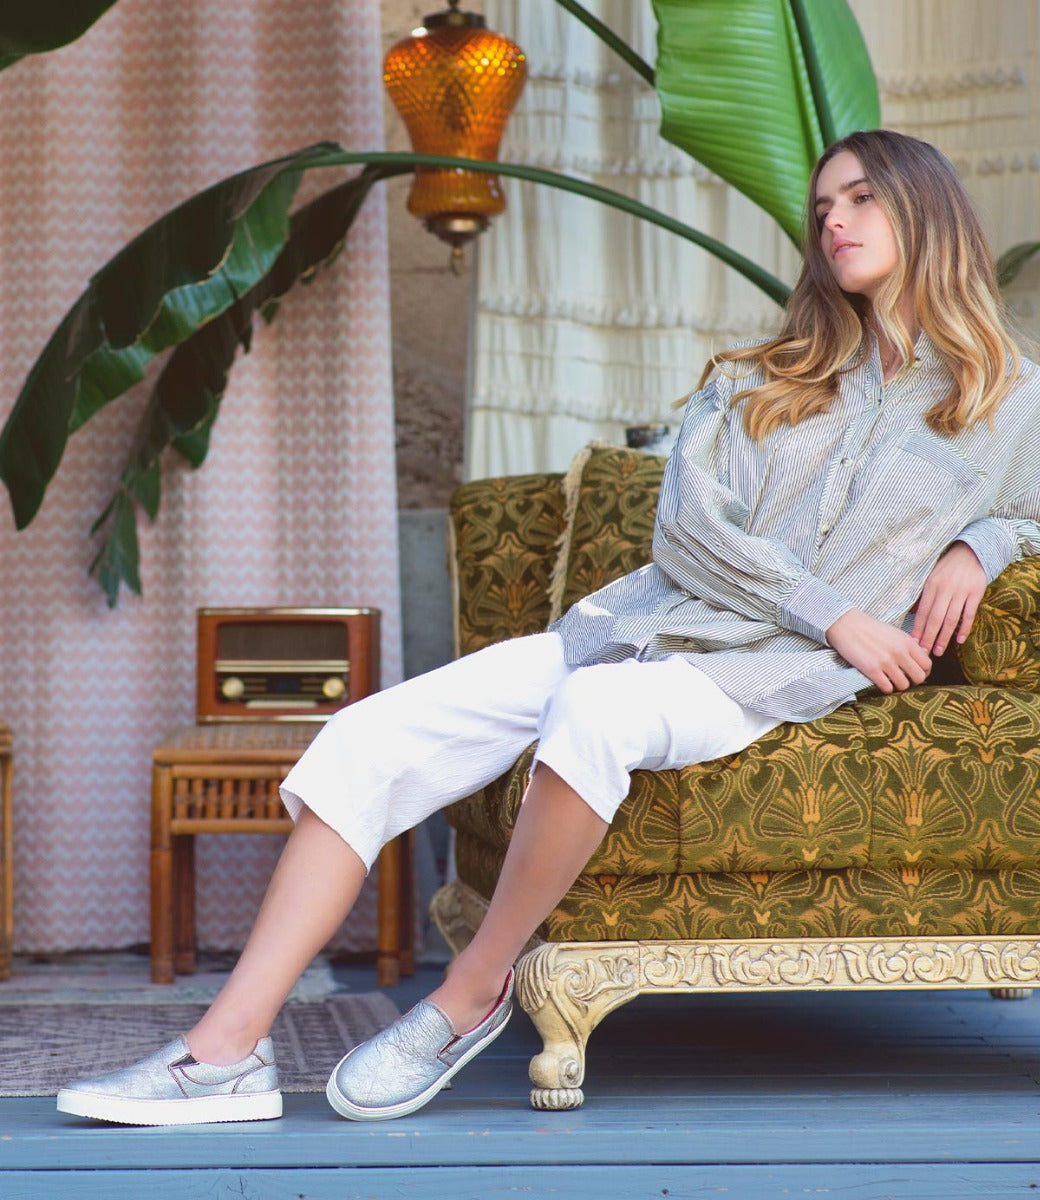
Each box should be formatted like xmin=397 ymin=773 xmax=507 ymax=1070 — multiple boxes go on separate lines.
xmin=911 ymin=541 xmax=988 ymax=656
xmin=826 ymin=609 xmax=932 ymax=693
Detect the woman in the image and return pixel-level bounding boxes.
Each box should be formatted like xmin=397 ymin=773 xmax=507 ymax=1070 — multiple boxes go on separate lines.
xmin=58 ymin=129 xmax=1040 ymax=1125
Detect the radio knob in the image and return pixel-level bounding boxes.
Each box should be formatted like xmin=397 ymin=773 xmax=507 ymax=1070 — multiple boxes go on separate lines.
xmin=221 ymin=676 xmax=245 ymax=701
xmin=322 ymin=677 xmax=346 ymax=701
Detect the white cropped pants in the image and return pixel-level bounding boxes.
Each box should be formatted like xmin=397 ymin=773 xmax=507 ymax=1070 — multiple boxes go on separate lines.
xmin=280 ymin=632 xmax=780 ymax=871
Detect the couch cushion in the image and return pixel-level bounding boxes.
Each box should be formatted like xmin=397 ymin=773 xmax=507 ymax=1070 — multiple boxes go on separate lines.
xmin=450 ymin=472 xmax=566 ymax=657
xmin=454 ymin=832 xmax=1040 ymax=941
xmin=448 ymin=703 xmax=873 ymax=876
xmin=447 ymin=684 xmax=1040 ymax=878
xmin=548 ymin=443 xmax=666 ymax=623
xmin=670 ymin=704 xmax=871 ymax=873
xmin=861 ymin=685 xmax=1040 ymax=870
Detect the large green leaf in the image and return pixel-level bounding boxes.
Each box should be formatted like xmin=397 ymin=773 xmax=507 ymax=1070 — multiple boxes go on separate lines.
xmin=652 ymin=0 xmax=880 ymax=243
xmin=0 ymin=1 xmax=121 ymax=71
xmin=0 ymin=142 xmax=340 ymax=529
xmin=1 ymin=148 xmax=791 ymax=606
xmin=89 ymin=167 xmax=400 ymax=605
xmin=1 ymin=147 xmax=787 ymax=527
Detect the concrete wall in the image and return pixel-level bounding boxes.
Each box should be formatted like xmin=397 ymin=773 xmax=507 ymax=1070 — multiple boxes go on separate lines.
xmin=382 ymin=0 xmax=472 ymax=516
xmin=381 ymin=2 xmax=475 ymax=679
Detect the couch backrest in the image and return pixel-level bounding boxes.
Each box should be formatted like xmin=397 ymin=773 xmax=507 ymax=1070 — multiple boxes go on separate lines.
xmin=449 ymin=471 xmax=566 ymax=657
xmin=547 ymin=444 xmax=667 ymax=623
xmin=959 ymin=556 xmax=1040 ymax=691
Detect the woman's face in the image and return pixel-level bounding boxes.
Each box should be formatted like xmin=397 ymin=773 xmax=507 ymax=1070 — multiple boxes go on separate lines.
xmin=813 ymin=150 xmax=900 ymax=303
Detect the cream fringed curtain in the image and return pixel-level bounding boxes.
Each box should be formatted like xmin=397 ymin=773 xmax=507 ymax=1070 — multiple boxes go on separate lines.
xmin=467 ymin=0 xmax=798 ymax=479
xmin=0 ymin=0 xmax=400 ymax=953
xmin=468 ymin=0 xmax=1040 ymax=480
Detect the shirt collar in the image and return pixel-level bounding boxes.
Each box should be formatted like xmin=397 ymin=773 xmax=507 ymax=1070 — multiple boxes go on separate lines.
xmin=861 ymin=329 xmax=944 ymax=387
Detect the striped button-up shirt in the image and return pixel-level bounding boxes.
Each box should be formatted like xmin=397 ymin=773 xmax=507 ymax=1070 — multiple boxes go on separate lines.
xmin=553 ymin=335 xmax=1040 ymax=721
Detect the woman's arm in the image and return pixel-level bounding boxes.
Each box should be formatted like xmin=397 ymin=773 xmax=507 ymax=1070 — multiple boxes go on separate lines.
xmin=912 ymin=440 xmax=1040 ymax=655
xmin=652 ymin=381 xmax=855 ymax=644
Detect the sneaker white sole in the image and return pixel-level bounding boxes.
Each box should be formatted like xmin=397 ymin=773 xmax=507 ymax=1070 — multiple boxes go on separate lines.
xmin=55 ymin=1087 xmax=283 ymax=1126
xmin=325 ymin=1007 xmax=510 ymax=1122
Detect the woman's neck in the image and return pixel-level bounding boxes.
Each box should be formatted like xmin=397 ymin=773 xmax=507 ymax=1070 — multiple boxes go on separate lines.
xmin=877 ymin=337 xmax=905 ymax=382
xmin=870 ymin=301 xmax=921 ymax=382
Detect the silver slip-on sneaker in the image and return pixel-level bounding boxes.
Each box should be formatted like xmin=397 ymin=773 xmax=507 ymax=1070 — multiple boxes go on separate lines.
xmin=326 ymin=970 xmax=514 ymax=1121
xmin=56 ymin=1036 xmax=282 ymax=1126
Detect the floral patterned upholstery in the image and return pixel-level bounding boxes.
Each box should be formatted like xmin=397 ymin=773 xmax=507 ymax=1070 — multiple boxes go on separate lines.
xmin=450 ymin=472 xmax=564 ymax=656
xmin=958 ymin=555 xmax=1040 ymax=693
xmin=445 ymin=444 xmax=1040 ymax=943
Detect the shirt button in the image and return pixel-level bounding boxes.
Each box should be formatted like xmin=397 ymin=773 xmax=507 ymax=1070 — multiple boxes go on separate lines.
xmin=820 ymin=522 xmax=831 ymax=536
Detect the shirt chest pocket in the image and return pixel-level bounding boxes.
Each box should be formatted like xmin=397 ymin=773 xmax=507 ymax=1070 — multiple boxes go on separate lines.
xmin=843 ymin=431 xmax=989 ymax=563
xmin=899 ymin=431 xmax=983 ymax=489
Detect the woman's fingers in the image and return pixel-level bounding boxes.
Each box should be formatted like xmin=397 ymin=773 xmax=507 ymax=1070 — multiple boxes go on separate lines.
xmin=956 ymin=593 xmax=982 ymax=645
xmin=915 ymin=586 xmax=980 ymax=655
xmin=905 ymin=645 xmax=932 ymax=684
xmin=913 ymin=542 xmax=988 ymax=654
xmin=933 ymin=596 xmax=962 ymax=656
xmin=827 ymin=608 xmax=932 ymax=693
xmin=913 ymin=590 xmax=948 ymax=654
xmin=886 ymin=640 xmax=930 ymax=690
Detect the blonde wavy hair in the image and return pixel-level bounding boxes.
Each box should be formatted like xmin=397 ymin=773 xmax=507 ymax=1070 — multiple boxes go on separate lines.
xmin=702 ymin=130 xmax=1021 ymax=439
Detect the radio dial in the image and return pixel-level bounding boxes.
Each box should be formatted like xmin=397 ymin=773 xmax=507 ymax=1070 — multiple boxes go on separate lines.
xmin=322 ymin=677 xmax=346 ymax=701
xmin=221 ymin=676 xmax=246 ymax=701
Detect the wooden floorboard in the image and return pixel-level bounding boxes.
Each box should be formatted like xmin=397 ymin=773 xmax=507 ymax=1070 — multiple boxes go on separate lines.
xmin=5 ymin=1164 xmax=1040 ymax=1200
xmin=3 ymin=962 xmax=1040 ymax=1197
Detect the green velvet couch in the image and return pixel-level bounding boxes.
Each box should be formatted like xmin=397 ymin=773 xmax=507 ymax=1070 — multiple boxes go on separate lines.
xmin=430 ymin=443 xmax=1040 ymax=1110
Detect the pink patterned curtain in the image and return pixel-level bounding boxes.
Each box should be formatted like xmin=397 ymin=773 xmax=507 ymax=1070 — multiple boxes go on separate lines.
xmin=0 ymin=0 xmax=400 ymax=953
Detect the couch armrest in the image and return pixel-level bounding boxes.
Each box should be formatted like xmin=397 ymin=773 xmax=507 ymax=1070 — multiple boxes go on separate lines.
xmin=957 ymin=556 xmax=1040 ymax=690
xmin=449 ymin=472 xmax=566 ymax=657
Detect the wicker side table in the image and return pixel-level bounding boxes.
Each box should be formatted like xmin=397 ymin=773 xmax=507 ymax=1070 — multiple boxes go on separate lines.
xmin=150 ymin=722 xmax=414 ymax=986
xmin=0 ymin=723 xmax=11 ymax=981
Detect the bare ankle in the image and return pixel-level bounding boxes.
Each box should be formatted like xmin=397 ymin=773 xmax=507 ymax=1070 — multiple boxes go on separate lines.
xmin=430 ymin=962 xmax=511 ymax=1034
xmin=186 ymin=1024 xmax=264 ymax=1066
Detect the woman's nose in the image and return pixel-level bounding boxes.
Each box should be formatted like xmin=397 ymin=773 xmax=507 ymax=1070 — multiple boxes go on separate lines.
xmin=824 ymin=207 xmax=845 ymax=231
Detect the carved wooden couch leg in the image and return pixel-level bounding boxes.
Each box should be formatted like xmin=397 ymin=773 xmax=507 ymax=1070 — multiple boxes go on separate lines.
xmin=516 ymin=942 xmax=641 ymax=1111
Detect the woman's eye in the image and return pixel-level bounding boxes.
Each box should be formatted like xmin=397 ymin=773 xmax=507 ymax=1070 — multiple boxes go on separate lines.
xmin=853 ymin=191 xmax=874 ymax=204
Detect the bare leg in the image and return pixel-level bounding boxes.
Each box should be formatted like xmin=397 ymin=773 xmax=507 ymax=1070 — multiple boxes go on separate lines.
xmin=429 ymin=763 xmax=607 ymax=1032
xmin=185 ymin=765 xmax=604 ymax=1060
xmin=186 ymin=807 xmax=366 ymax=1064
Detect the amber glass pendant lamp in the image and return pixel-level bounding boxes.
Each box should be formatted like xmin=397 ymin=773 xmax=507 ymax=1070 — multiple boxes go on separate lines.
xmin=383 ymin=0 xmax=527 ymax=269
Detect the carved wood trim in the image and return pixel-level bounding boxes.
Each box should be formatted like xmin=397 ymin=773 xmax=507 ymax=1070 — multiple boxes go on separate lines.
xmin=637 ymin=937 xmax=1040 ymax=991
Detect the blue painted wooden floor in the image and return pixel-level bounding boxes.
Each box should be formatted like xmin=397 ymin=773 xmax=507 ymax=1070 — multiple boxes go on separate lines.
xmin=4 ymin=961 xmax=1040 ymax=1198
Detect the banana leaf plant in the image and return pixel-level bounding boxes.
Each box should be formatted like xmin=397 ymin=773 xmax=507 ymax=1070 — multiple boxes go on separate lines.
xmin=997 ymin=242 xmax=1040 ymax=289
xmin=0 ymin=0 xmax=119 ymax=71
xmin=0 ymin=0 xmax=881 ymax=606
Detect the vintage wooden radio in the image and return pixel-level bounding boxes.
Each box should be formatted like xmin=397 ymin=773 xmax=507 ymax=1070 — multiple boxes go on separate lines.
xmin=196 ymin=607 xmax=380 ymax=722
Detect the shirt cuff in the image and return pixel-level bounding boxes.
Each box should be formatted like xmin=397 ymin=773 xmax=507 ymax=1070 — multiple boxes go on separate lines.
xmin=779 ymin=574 xmax=857 ymax=644
xmin=955 ymin=518 xmax=1018 ymax=582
